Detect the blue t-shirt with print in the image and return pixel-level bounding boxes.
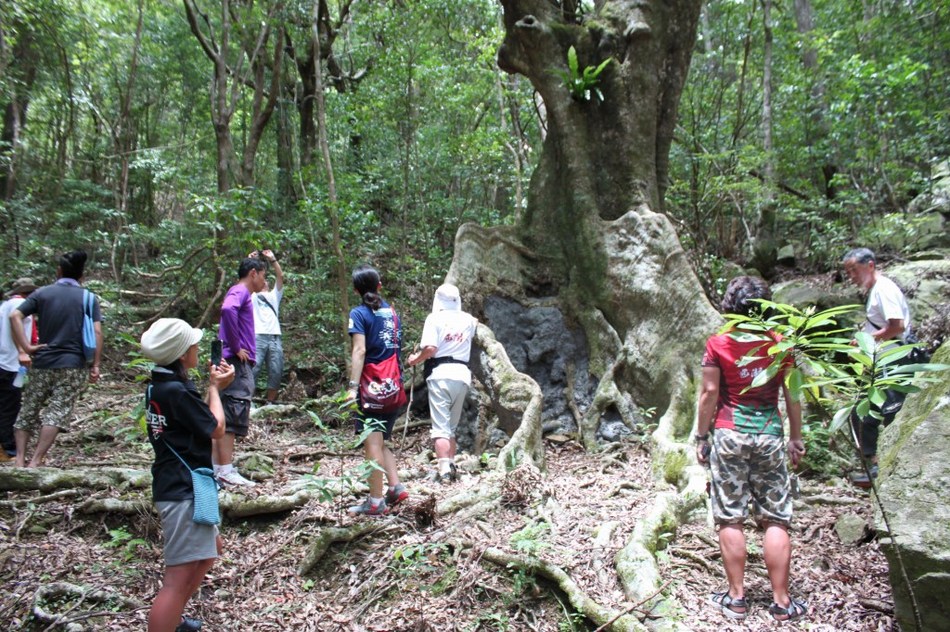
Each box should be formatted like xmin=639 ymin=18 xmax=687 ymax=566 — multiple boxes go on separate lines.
xmin=348 ymin=302 xmax=401 ymax=364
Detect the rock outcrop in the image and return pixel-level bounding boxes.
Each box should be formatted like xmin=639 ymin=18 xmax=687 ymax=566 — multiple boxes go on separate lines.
xmin=875 ymin=340 xmax=950 ymax=632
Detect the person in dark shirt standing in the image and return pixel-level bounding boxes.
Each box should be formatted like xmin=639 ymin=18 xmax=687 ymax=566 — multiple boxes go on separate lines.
xmin=214 ymin=256 xmax=266 ymax=487
xmin=9 ymin=250 xmax=103 ymax=467
xmin=141 ymin=318 xmax=234 ymax=632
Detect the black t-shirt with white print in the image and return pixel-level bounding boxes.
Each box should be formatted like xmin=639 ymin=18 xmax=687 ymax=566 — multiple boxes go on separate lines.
xmin=146 ymin=367 xmax=217 ymax=502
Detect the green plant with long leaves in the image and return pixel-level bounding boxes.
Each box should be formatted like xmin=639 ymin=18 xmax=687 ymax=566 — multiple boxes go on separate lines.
xmin=722 ymin=301 xmax=945 ymax=434
xmin=554 ymin=46 xmax=612 ymax=102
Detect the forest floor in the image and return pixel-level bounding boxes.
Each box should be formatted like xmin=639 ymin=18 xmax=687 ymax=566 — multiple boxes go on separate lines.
xmin=0 ymin=376 xmax=895 ymax=632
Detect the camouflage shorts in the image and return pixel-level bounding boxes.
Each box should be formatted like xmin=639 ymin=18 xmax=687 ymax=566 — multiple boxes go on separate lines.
xmin=14 ymin=368 xmax=89 ymax=433
xmin=710 ymin=428 xmax=792 ymax=527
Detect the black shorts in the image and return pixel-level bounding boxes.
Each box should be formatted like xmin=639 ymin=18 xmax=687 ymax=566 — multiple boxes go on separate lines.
xmin=354 ymin=410 xmax=400 ymax=441
xmin=222 ymin=360 xmax=254 ymax=437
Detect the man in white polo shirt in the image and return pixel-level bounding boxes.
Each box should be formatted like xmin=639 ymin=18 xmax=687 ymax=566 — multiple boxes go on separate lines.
xmin=250 ymin=249 xmax=284 ymax=404
xmin=407 ymin=284 xmax=478 ymax=483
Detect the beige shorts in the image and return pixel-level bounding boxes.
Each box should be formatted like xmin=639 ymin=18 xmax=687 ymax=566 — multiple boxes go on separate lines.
xmin=427 ymin=378 xmax=468 ymax=440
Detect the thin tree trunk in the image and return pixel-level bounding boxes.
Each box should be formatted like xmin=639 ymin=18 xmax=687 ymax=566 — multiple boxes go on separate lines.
xmin=312 ymin=0 xmax=350 ymax=366
xmin=110 ymin=0 xmax=146 ymax=282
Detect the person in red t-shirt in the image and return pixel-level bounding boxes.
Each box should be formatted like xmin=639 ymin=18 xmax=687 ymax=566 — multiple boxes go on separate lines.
xmin=695 ymin=276 xmax=807 ymax=622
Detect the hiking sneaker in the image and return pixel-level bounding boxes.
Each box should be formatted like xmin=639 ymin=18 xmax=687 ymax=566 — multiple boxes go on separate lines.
xmin=217 ymin=469 xmax=257 ymax=487
xmin=850 ymin=464 xmax=879 ymax=488
xmin=385 ymin=484 xmax=409 ymax=507
xmin=439 ymin=462 xmax=459 ymax=484
xmin=348 ymin=497 xmax=389 ymax=516
xmin=176 ymin=615 xmax=202 ymax=632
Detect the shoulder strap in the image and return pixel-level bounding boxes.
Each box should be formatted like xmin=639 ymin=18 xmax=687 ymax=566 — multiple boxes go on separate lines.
xmin=83 ymin=289 xmax=95 ymax=318
xmin=146 ymin=384 xmax=193 ymax=473
xmin=257 ymin=294 xmax=278 ymax=316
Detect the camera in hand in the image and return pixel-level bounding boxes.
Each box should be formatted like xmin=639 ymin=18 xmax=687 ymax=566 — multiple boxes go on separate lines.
xmin=211 ymin=339 xmax=222 ymax=366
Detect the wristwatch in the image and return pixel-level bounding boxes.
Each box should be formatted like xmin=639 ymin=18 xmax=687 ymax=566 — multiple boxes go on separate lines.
xmin=347 ymin=380 xmax=358 ymax=389
xmin=694 ymin=433 xmax=709 ymax=443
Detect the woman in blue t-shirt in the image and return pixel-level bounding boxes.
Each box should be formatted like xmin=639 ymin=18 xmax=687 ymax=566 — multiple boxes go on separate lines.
xmin=344 ymin=265 xmax=408 ymax=516
xmin=140 ymin=318 xmax=234 ymax=632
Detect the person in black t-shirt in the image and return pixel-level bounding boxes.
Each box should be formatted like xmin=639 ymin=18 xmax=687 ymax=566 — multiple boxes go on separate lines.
xmin=141 ymin=318 xmax=234 ymax=632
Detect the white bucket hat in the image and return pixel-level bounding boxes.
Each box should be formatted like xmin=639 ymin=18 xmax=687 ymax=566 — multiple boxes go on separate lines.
xmin=432 ymin=284 xmax=462 ymax=313
xmin=141 ymin=318 xmax=203 ymax=366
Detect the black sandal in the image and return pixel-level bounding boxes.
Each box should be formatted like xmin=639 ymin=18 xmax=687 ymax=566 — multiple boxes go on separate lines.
xmin=710 ymin=591 xmax=748 ymax=620
xmin=769 ymin=598 xmax=807 ymax=621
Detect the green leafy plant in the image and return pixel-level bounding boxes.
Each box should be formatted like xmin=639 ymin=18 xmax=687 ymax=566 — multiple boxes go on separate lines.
xmin=390 ymin=542 xmax=450 ymax=577
xmin=554 ymin=46 xmax=612 ymax=102
xmin=104 ymin=527 xmax=148 ymax=562
xmin=509 ymin=521 xmax=551 ymax=556
xmin=726 ymin=301 xmax=947 ymax=432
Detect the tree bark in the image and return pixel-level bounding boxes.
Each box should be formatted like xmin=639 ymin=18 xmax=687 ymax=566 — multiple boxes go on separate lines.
xmin=447 ymin=1 xmax=712 ymax=450
xmin=497 ymin=0 xmax=702 ymax=295
xmin=311 ymin=0 xmax=352 ymax=366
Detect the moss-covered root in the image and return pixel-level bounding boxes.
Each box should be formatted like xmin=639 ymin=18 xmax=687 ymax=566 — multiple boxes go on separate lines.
xmin=0 ymin=466 xmax=151 ymax=492
xmin=222 ymin=489 xmax=313 ymax=519
xmin=475 ymin=323 xmax=545 ymax=471
xmin=297 ymin=522 xmax=397 ymax=576
xmin=477 ymin=547 xmax=648 ymax=632
xmin=614 ymin=490 xmax=706 ymax=623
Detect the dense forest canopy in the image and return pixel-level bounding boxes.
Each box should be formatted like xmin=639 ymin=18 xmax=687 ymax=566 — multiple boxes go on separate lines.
xmin=0 ymin=0 xmax=946 ymax=376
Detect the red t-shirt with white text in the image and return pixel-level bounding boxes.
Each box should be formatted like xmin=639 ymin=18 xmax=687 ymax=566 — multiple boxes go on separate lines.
xmin=701 ymin=331 xmax=788 ymax=436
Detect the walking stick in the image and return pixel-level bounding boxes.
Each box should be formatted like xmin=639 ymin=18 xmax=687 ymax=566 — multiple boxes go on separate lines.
xmin=401 ymin=354 xmax=418 ymax=446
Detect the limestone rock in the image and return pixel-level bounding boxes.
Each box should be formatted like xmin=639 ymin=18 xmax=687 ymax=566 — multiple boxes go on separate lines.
xmin=833 ymin=512 xmax=869 ymax=545
xmin=884 ymin=258 xmax=950 ymax=327
xmin=875 ymin=340 xmax=950 ymax=632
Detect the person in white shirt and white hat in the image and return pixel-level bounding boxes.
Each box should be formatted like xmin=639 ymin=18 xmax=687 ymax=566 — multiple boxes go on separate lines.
xmin=407 ymin=284 xmax=478 ymax=483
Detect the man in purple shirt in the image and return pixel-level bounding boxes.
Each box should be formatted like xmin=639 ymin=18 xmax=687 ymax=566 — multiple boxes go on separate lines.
xmin=213 ymin=257 xmax=265 ymax=487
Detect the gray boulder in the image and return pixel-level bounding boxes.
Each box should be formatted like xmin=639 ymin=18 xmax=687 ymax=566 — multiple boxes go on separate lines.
xmin=875 ymin=340 xmax=950 ymax=632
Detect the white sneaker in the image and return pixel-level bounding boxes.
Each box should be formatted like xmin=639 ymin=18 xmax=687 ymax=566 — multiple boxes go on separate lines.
xmin=217 ymin=469 xmax=257 ymax=487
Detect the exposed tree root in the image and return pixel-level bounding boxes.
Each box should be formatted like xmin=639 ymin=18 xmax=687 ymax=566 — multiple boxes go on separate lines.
xmin=0 ymin=467 xmax=150 ymax=493
xmin=32 ymin=582 xmax=143 ymax=632
xmin=475 ymin=324 xmax=545 ymax=471
xmin=221 ymin=489 xmax=313 ymax=518
xmin=475 ymin=546 xmax=647 ymax=632
xmin=297 ymin=522 xmax=398 ymax=576
xmin=0 ymin=489 xmax=84 ymax=507
xmin=78 ymin=497 xmax=150 ymax=515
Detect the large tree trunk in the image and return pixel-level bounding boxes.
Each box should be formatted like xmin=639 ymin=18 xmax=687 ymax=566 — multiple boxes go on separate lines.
xmin=448 ymin=0 xmax=716 ymax=450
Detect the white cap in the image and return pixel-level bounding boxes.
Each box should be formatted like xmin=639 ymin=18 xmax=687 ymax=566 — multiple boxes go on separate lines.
xmin=141 ymin=318 xmax=203 ymax=366
xmin=432 ymin=284 xmax=462 ymax=313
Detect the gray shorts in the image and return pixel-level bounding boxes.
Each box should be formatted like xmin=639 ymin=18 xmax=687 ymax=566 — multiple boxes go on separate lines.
xmin=427 ymin=378 xmax=468 ymax=440
xmin=252 ymin=334 xmax=284 ymax=390
xmin=710 ymin=428 xmax=792 ymax=527
xmin=156 ymin=500 xmax=219 ymax=566
xmin=222 ymin=360 xmax=254 ymax=436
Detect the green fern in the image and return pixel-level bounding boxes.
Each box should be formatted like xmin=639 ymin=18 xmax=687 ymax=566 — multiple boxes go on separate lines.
xmin=554 ymin=46 xmax=612 ymax=102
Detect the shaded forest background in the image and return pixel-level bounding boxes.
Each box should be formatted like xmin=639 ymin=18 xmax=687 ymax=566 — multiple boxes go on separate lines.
xmin=0 ymin=0 xmax=947 ymax=384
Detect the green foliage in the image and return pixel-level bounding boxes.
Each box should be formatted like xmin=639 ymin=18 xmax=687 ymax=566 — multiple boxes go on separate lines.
xmin=723 ymin=301 xmax=949 ymax=441
xmin=797 ymin=418 xmax=852 ymax=477
xmin=554 ymin=46 xmax=612 ymax=102
xmin=103 ymin=528 xmax=148 ymax=562
xmin=669 ymin=0 xmax=950 ymax=273
xmin=509 ymin=521 xmax=551 ymax=557
xmin=390 ymin=542 xmax=450 ymax=577
xmin=658 ymin=450 xmax=688 ymax=487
